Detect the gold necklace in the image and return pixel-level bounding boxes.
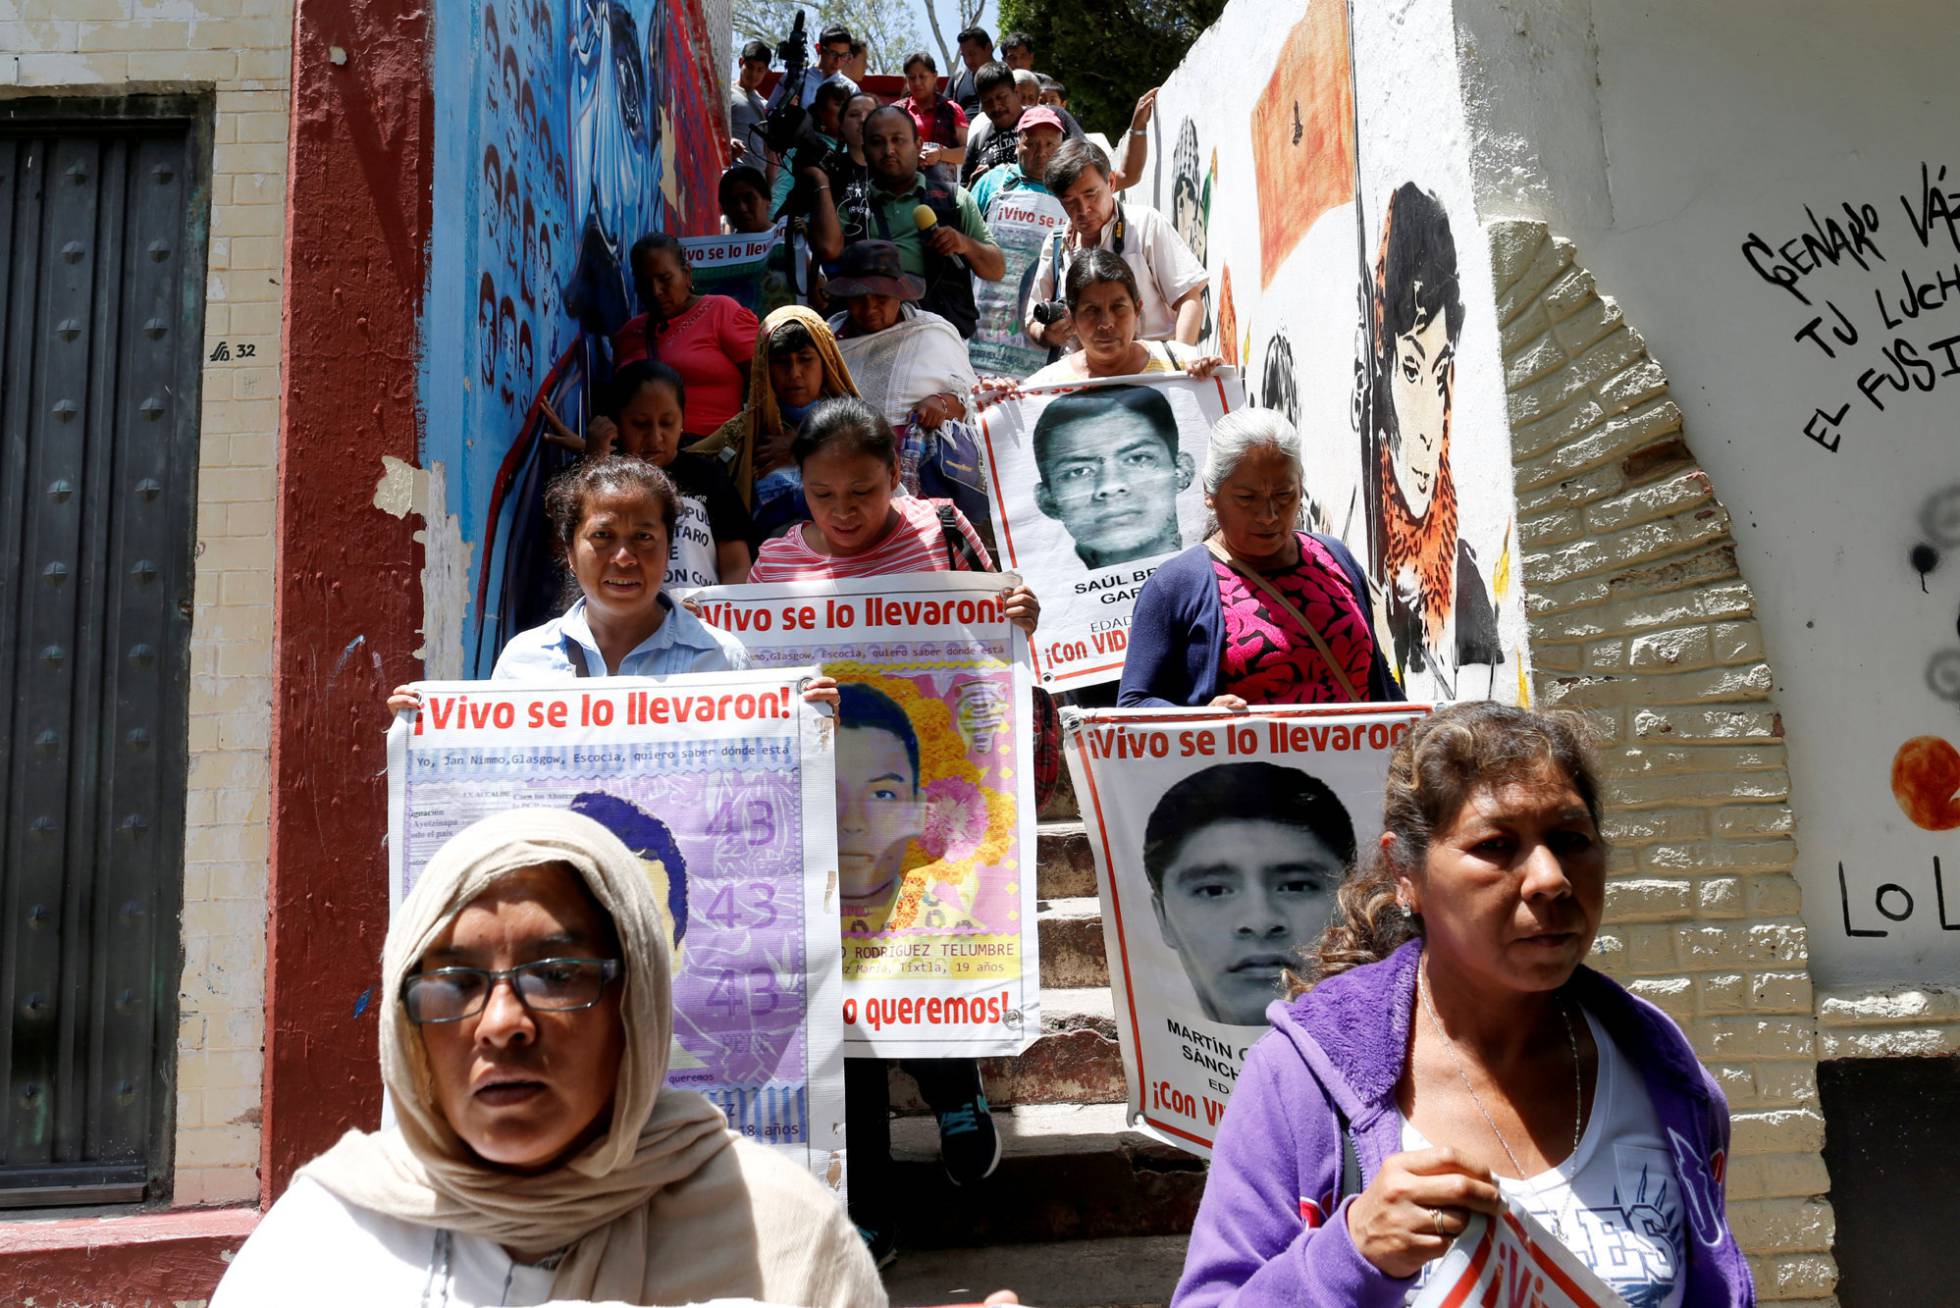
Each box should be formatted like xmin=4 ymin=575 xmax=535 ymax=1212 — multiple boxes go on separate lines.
xmin=1416 ymin=959 xmax=1584 ymax=1240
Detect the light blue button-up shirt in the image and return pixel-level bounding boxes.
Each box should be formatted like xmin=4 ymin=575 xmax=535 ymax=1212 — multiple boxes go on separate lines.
xmin=491 ymin=595 xmax=750 ymax=680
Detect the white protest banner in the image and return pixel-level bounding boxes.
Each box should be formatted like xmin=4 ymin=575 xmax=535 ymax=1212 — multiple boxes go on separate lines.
xmin=970 ymin=186 xmax=1068 ymax=378
xmin=387 ymin=670 xmax=846 ymax=1190
xmin=688 ymin=573 xmax=1039 ymax=1060
xmin=680 ymin=226 xmax=782 ymax=315
xmin=978 ymin=370 xmax=1241 ymax=690
xmin=1412 ymin=1203 xmax=1631 ymax=1308
xmin=1064 ymin=702 xmax=1428 ymax=1156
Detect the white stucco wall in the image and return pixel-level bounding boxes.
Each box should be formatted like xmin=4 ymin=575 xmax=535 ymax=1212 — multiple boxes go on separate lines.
xmin=1457 ymin=0 xmax=1960 ymax=994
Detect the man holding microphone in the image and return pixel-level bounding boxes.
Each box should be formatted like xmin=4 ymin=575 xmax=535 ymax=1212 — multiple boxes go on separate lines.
xmin=840 ymin=104 xmax=1005 ymax=339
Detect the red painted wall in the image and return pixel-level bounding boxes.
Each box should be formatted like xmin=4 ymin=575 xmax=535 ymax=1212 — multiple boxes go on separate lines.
xmin=262 ymin=0 xmax=431 ymax=1199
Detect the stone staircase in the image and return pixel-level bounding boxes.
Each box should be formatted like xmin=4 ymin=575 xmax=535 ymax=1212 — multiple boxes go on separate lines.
xmin=878 ymin=775 xmax=1208 ymax=1307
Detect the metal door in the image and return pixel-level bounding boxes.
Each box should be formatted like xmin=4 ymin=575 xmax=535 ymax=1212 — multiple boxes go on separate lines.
xmin=0 ymin=96 xmax=211 ymax=1207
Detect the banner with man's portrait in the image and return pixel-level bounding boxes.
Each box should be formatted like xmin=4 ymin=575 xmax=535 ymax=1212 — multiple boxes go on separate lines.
xmin=1064 ymin=702 xmax=1428 ymax=1157
xmin=386 ymin=670 xmax=846 ymax=1192
xmin=976 ymin=370 xmax=1240 ymax=690
xmin=687 ymin=573 xmax=1041 ymax=1060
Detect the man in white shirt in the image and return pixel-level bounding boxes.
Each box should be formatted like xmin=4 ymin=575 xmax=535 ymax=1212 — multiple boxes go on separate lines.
xmin=729 ymin=40 xmax=773 ymax=175
xmin=1024 ymin=138 xmax=1208 ymax=349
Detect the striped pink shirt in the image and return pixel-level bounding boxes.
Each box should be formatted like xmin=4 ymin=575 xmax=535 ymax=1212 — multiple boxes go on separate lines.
xmin=748 ymin=496 xmax=994 ymax=582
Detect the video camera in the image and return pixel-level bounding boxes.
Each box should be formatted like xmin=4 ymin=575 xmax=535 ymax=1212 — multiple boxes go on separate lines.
xmin=760 ymin=10 xmax=848 ymax=221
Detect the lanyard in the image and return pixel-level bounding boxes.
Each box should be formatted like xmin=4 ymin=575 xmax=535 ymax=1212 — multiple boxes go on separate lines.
xmin=1057 ymin=203 xmax=1126 ymax=288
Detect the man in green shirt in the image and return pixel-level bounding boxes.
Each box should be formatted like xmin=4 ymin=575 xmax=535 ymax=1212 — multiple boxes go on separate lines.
xmin=842 ymin=105 xmax=1004 ymax=338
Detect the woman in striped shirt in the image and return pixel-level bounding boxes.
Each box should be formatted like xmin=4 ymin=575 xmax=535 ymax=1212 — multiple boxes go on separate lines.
xmin=746 ymin=396 xmax=1035 ymax=1268
xmin=748 ymin=397 xmax=1037 ymax=623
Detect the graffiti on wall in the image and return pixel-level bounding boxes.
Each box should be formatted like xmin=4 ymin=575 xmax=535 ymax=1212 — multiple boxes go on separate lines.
xmin=1740 ymin=162 xmax=1960 ymax=457
xmin=1170 ymin=120 xmax=1213 ymax=343
xmin=424 ymin=0 xmax=726 ymax=674
xmin=1354 ymin=182 xmax=1503 ymax=690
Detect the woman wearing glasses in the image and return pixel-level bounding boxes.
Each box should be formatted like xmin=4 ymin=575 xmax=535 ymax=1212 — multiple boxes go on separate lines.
xmin=211 ymin=807 xmax=886 ymax=1305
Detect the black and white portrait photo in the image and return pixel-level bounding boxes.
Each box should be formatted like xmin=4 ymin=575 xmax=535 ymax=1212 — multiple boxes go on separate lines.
xmin=1031 ymin=385 xmax=1196 ymax=570
xmin=1142 ymin=762 xmax=1355 ymax=1026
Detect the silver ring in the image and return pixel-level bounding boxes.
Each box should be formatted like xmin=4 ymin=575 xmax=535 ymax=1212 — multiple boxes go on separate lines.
xmin=1431 ymin=1206 xmax=1446 ymax=1238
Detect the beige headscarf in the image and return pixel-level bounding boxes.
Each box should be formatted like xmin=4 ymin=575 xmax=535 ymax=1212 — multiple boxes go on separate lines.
xmin=299 ymin=808 xmax=884 ymax=1307
xmin=693 ymin=304 xmax=860 ymax=508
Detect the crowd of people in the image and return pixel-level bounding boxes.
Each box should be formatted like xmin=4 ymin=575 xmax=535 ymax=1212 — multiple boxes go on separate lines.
xmin=209 ymin=21 xmax=1753 ymax=1308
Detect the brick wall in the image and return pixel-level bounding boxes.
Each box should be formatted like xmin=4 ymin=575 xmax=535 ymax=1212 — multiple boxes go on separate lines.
xmin=1493 ymin=220 xmax=1838 ymax=1303
xmin=1 ymin=0 xmax=293 ymax=1208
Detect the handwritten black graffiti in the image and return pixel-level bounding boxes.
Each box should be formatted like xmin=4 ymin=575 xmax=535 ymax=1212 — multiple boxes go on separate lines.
xmin=1838 ymin=856 xmax=1960 ymax=938
xmin=1739 ymin=163 xmax=1960 ymax=454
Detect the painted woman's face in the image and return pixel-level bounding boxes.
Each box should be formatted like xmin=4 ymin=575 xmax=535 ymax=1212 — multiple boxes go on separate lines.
xmin=1387 ymin=305 xmax=1452 ymax=520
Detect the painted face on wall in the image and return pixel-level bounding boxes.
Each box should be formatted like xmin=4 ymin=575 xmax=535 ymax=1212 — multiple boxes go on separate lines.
xmin=518 ymin=201 xmax=537 ymax=305
xmin=482 ymin=145 xmax=502 ymax=240
xmin=477 ymin=273 xmax=498 ymax=391
xmin=498 ymin=296 xmax=517 ymax=403
xmin=518 ymin=319 xmax=534 ymax=383
xmin=1152 ymin=818 xmax=1343 ymax=1027
xmin=484 ymin=2 xmax=501 ymax=89
xmin=502 ymin=167 xmax=521 ymax=269
xmin=502 ymin=47 xmax=519 ymax=118
xmin=1173 ymin=173 xmax=1207 ymax=267
xmin=1387 ymin=304 xmax=1452 ymax=520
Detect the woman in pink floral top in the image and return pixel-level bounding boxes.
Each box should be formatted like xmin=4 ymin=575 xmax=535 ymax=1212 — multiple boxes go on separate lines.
xmin=1119 ymin=410 xmax=1403 ymax=707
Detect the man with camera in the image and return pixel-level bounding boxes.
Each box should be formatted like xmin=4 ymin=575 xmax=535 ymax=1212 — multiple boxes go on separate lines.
xmin=1023 ymin=138 xmax=1207 ymax=352
xmin=800 ymin=23 xmax=860 ymax=106
xmin=839 ymin=106 xmax=1004 ymax=339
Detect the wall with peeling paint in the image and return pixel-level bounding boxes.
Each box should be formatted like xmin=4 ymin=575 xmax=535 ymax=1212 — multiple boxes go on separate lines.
xmin=417 ymin=0 xmax=729 ymax=677
xmin=1148 ymin=0 xmax=1532 ymax=704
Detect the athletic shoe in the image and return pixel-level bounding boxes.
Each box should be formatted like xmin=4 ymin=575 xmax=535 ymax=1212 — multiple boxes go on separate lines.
xmin=936 ymin=1093 xmax=1002 ymax=1185
xmin=856 ymin=1223 xmax=898 ymax=1270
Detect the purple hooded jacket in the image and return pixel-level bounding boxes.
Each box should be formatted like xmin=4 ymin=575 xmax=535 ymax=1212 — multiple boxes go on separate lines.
xmin=1172 ymin=939 xmax=1754 ymax=1308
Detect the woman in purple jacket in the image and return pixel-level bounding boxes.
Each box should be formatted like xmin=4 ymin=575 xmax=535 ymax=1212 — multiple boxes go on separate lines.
xmin=1174 ymin=702 xmax=1753 ymax=1308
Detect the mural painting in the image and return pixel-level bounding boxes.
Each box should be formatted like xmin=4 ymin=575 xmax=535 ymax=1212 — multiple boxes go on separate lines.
xmin=423 ymin=0 xmax=727 ymax=675
xmin=1248 ymin=0 xmax=1356 ymax=289
xmin=1354 ymin=181 xmax=1502 ymax=689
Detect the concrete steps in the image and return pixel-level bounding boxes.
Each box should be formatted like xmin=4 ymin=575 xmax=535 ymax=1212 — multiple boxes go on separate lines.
xmin=882 ymin=1235 xmax=1190 ymax=1307
xmin=1037 ymin=896 xmax=1110 ymax=990
xmin=869 ymin=778 xmax=1207 ymax=1300
xmin=885 ymin=1103 xmax=1207 ymax=1248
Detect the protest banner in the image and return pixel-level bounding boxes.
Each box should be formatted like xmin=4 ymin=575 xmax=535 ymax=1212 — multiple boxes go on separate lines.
xmin=1064 ymin=702 xmax=1428 ymax=1156
xmin=969 ymin=186 xmax=1069 ymax=379
xmin=977 ymin=370 xmax=1242 ymax=690
xmin=387 ymin=669 xmax=846 ymax=1190
xmin=679 ymin=226 xmax=784 ymax=314
xmin=687 ymin=573 xmax=1040 ymax=1060
xmin=1412 ymin=1203 xmax=1631 ymax=1308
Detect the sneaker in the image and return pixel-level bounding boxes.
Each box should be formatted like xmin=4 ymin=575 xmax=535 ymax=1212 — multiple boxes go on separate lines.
xmin=936 ymin=1093 xmax=1002 ymax=1185
xmin=857 ymin=1223 xmax=898 ymax=1270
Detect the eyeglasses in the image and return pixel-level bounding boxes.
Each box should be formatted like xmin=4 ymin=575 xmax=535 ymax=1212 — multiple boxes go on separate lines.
xmin=400 ymin=958 xmax=621 ymax=1025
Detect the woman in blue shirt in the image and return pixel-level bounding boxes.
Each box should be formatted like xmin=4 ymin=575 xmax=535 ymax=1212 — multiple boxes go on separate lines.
xmin=389 ymin=459 xmax=832 ymax=709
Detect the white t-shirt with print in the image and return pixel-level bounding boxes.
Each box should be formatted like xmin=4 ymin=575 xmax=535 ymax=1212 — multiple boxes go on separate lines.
xmin=666 ymin=493 xmax=720 ymax=590
xmin=1401 ymin=1009 xmax=1687 ymax=1308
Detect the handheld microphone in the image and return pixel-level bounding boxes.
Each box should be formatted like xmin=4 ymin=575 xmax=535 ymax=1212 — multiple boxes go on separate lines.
xmin=914 ymin=204 xmax=966 ymax=270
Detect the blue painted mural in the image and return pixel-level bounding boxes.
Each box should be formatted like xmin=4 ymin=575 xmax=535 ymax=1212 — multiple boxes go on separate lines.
xmin=421 ymin=0 xmax=725 ymax=673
